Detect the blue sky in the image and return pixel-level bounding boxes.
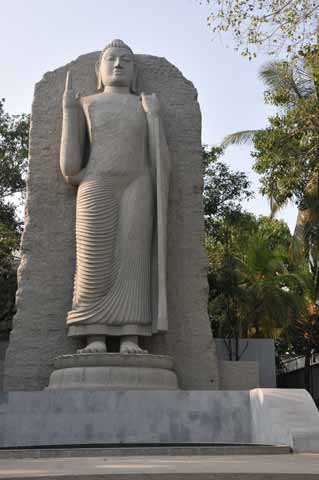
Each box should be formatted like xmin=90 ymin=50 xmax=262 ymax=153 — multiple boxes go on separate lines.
xmin=1 ymin=0 xmax=297 ymax=230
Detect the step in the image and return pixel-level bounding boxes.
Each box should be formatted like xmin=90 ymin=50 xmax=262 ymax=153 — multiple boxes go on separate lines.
xmin=0 ymin=443 xmax=291 ymax=459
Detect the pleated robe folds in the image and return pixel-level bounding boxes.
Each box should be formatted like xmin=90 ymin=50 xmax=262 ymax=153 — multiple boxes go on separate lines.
xmin=66 ymin=92 xmax=170 ymax=337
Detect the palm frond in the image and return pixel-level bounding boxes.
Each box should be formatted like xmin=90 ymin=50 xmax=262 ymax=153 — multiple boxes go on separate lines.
xmin=259 ymin=61 xmax=315 ymax=99
xmin=222 ymin=130 xmax=258 ymax=148
xmin=259 ymin=61 xmax=291 ymax=90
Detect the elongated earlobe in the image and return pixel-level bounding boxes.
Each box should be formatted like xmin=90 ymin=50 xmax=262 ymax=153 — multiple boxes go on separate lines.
xmin=131 ymin=65 xmax=138 ymax=94
xmin=95 ymin=61 xmax=103 ymax=91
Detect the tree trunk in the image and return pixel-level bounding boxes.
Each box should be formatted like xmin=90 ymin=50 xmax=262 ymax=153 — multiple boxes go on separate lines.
xmin=224 ymin=337 xmax=233 ymax=361
xmin=235 ymin=336 xmax=239 ymax=361
xmin=304 ymin=352 xmax=312 ymax=392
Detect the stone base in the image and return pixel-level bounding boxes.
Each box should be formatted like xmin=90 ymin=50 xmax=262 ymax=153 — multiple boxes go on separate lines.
xmin=1 ymin=389 xmax=319 ymax=452
xmin=47 ymin=353 xmax=179 ymax=390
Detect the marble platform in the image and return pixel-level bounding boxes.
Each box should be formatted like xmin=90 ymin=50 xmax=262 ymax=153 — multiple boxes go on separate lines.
xmin=0 ymin=389 xmax=319 ymax=452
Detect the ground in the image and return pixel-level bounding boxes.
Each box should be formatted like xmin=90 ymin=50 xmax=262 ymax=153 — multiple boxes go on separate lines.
xmin=0 ymin=454 xmax=319 ymax=478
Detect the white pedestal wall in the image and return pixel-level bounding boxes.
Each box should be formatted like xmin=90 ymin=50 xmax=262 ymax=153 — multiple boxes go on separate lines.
xmin=0 ymin=389 xmax=318 ymax=452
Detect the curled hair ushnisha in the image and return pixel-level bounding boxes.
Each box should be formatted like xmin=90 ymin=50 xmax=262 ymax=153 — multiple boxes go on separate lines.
xmin=99 ymin=39 xmax=134 ymax=60
xmin=95 ymin=39 xmax=138 ymax=93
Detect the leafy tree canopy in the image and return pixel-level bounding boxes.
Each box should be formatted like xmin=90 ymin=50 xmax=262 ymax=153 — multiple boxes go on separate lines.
xmin=205 ymin=0 xmax=319 ymax=60
xmin=0 ymin=99 xmax=29 ymax=332
xmin=203 ymin=146 xmax=253 ymax=237
xmin=0 ymin=98 xmax=28 ymax=266
xmin=203 ymin=145 xmax=297 ymax=344
xmin=0 ymin=99 xmax=29 ymax=199
xmin=253 ymin=60 xmax=319 ymax=208
xmin=207 ymin=212 xmax=304 ymax=349
xmin=223 ymin=58 xmax=319 ymax=210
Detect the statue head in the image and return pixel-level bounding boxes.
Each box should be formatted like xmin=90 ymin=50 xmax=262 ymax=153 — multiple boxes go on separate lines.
xmin=96 ymin=39 xmax=138 ymax=93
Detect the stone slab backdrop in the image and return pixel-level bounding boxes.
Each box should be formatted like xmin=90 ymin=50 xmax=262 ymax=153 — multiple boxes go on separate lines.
xmin=3 ymin=51 xmax=220 ymax=391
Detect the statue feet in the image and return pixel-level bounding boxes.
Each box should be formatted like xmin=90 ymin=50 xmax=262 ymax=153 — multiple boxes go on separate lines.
xmin=120 ymin=335 xmax=147 ymax=354
xmin=76 ymin=335 xmax=147 ymax=354
xmin=77 ymin=335 xmax=107 ymax=354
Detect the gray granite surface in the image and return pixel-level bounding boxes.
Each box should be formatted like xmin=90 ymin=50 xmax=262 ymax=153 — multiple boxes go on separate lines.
xmin=3 ymin=51 xmax=219 ymax=391
xmin=0 ymin=390 xmax=251 ymax=447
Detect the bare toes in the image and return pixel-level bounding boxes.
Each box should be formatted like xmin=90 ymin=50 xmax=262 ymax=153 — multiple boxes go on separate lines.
xmin=77 ymin=341 xmax=106 ymax=354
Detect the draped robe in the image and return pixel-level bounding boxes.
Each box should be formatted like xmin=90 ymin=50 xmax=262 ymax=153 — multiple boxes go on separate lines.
xmin=65 ymin=92 xmax=170 ymax=337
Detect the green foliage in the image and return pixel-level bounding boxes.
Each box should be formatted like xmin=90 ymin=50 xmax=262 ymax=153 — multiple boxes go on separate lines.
xmin=256 ymin=215 xmax=291 ymax=250
xmin=205 ymin=0 xmax=319 ymax=60
xmin=206 ymin=213 xmax=253 ymax=360
xmin=207 ymin=210 xmax=303 ymax=351
xmin=276 ymin=262 xmax=319 ymax=388
xmin=203 ymin=145 xmax=301 ymax=348
xmin=257 ymin=56 xmax=319 ymax=209
xmin=0 ymin=99 xmax=29 ymax=198
xmin=253 ymin=62 xmax=319 ymax=208
xmin=203 ymin=146 xmax=253 ymax=236
xmin=0 ymin=99 xmax=29 ymax=333
xmin=252 ymin=59 xmax=319 ymax=369
xmin=219 ymin=55 xmax=319 ymax=370
xmin=299 ymin=187 xmax=319 ymax=297
xmin=223 ymin=57 xmax=319 ymax=210
xmin=237 ymin=232 xmax=305 ymax=336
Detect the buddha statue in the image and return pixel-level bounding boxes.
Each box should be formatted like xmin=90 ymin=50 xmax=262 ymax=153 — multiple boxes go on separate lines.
xmin=60 ymin=39 xmax=170 ymax=354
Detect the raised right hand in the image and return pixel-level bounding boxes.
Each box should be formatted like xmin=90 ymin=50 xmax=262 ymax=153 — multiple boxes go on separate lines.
xmin=63 ymin=71 xmax=80 ymax=110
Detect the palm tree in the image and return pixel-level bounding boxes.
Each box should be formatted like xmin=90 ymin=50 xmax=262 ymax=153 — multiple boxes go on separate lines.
xmin=223 ymin=59 xmax=316 ymax=143
xmin=222 ymin=59 xmax=318 ymax=219
xmin=237 ymin=232 xmax=306 ymax=338
xmin=279 ymin=260 xmax=319 ymax=391
xmin=222 ymin=58 xmax=319 ymax=380
xmin=208 ymin=227 xmax=306 ymax=359
xmin=222 ymin=58 xmax=319 ymax=273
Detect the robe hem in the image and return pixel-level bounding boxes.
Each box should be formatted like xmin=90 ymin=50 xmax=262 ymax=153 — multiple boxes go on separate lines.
xmin=67 ymin=324 xmax=153 ymax=337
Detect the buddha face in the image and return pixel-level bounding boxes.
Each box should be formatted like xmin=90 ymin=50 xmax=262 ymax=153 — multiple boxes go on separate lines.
xmin=99 ymin=46 xmax=135 ymax=89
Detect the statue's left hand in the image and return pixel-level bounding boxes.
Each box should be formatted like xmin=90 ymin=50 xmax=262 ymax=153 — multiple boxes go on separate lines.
xmin=141 ymin=93 xmax=160 ymax=116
